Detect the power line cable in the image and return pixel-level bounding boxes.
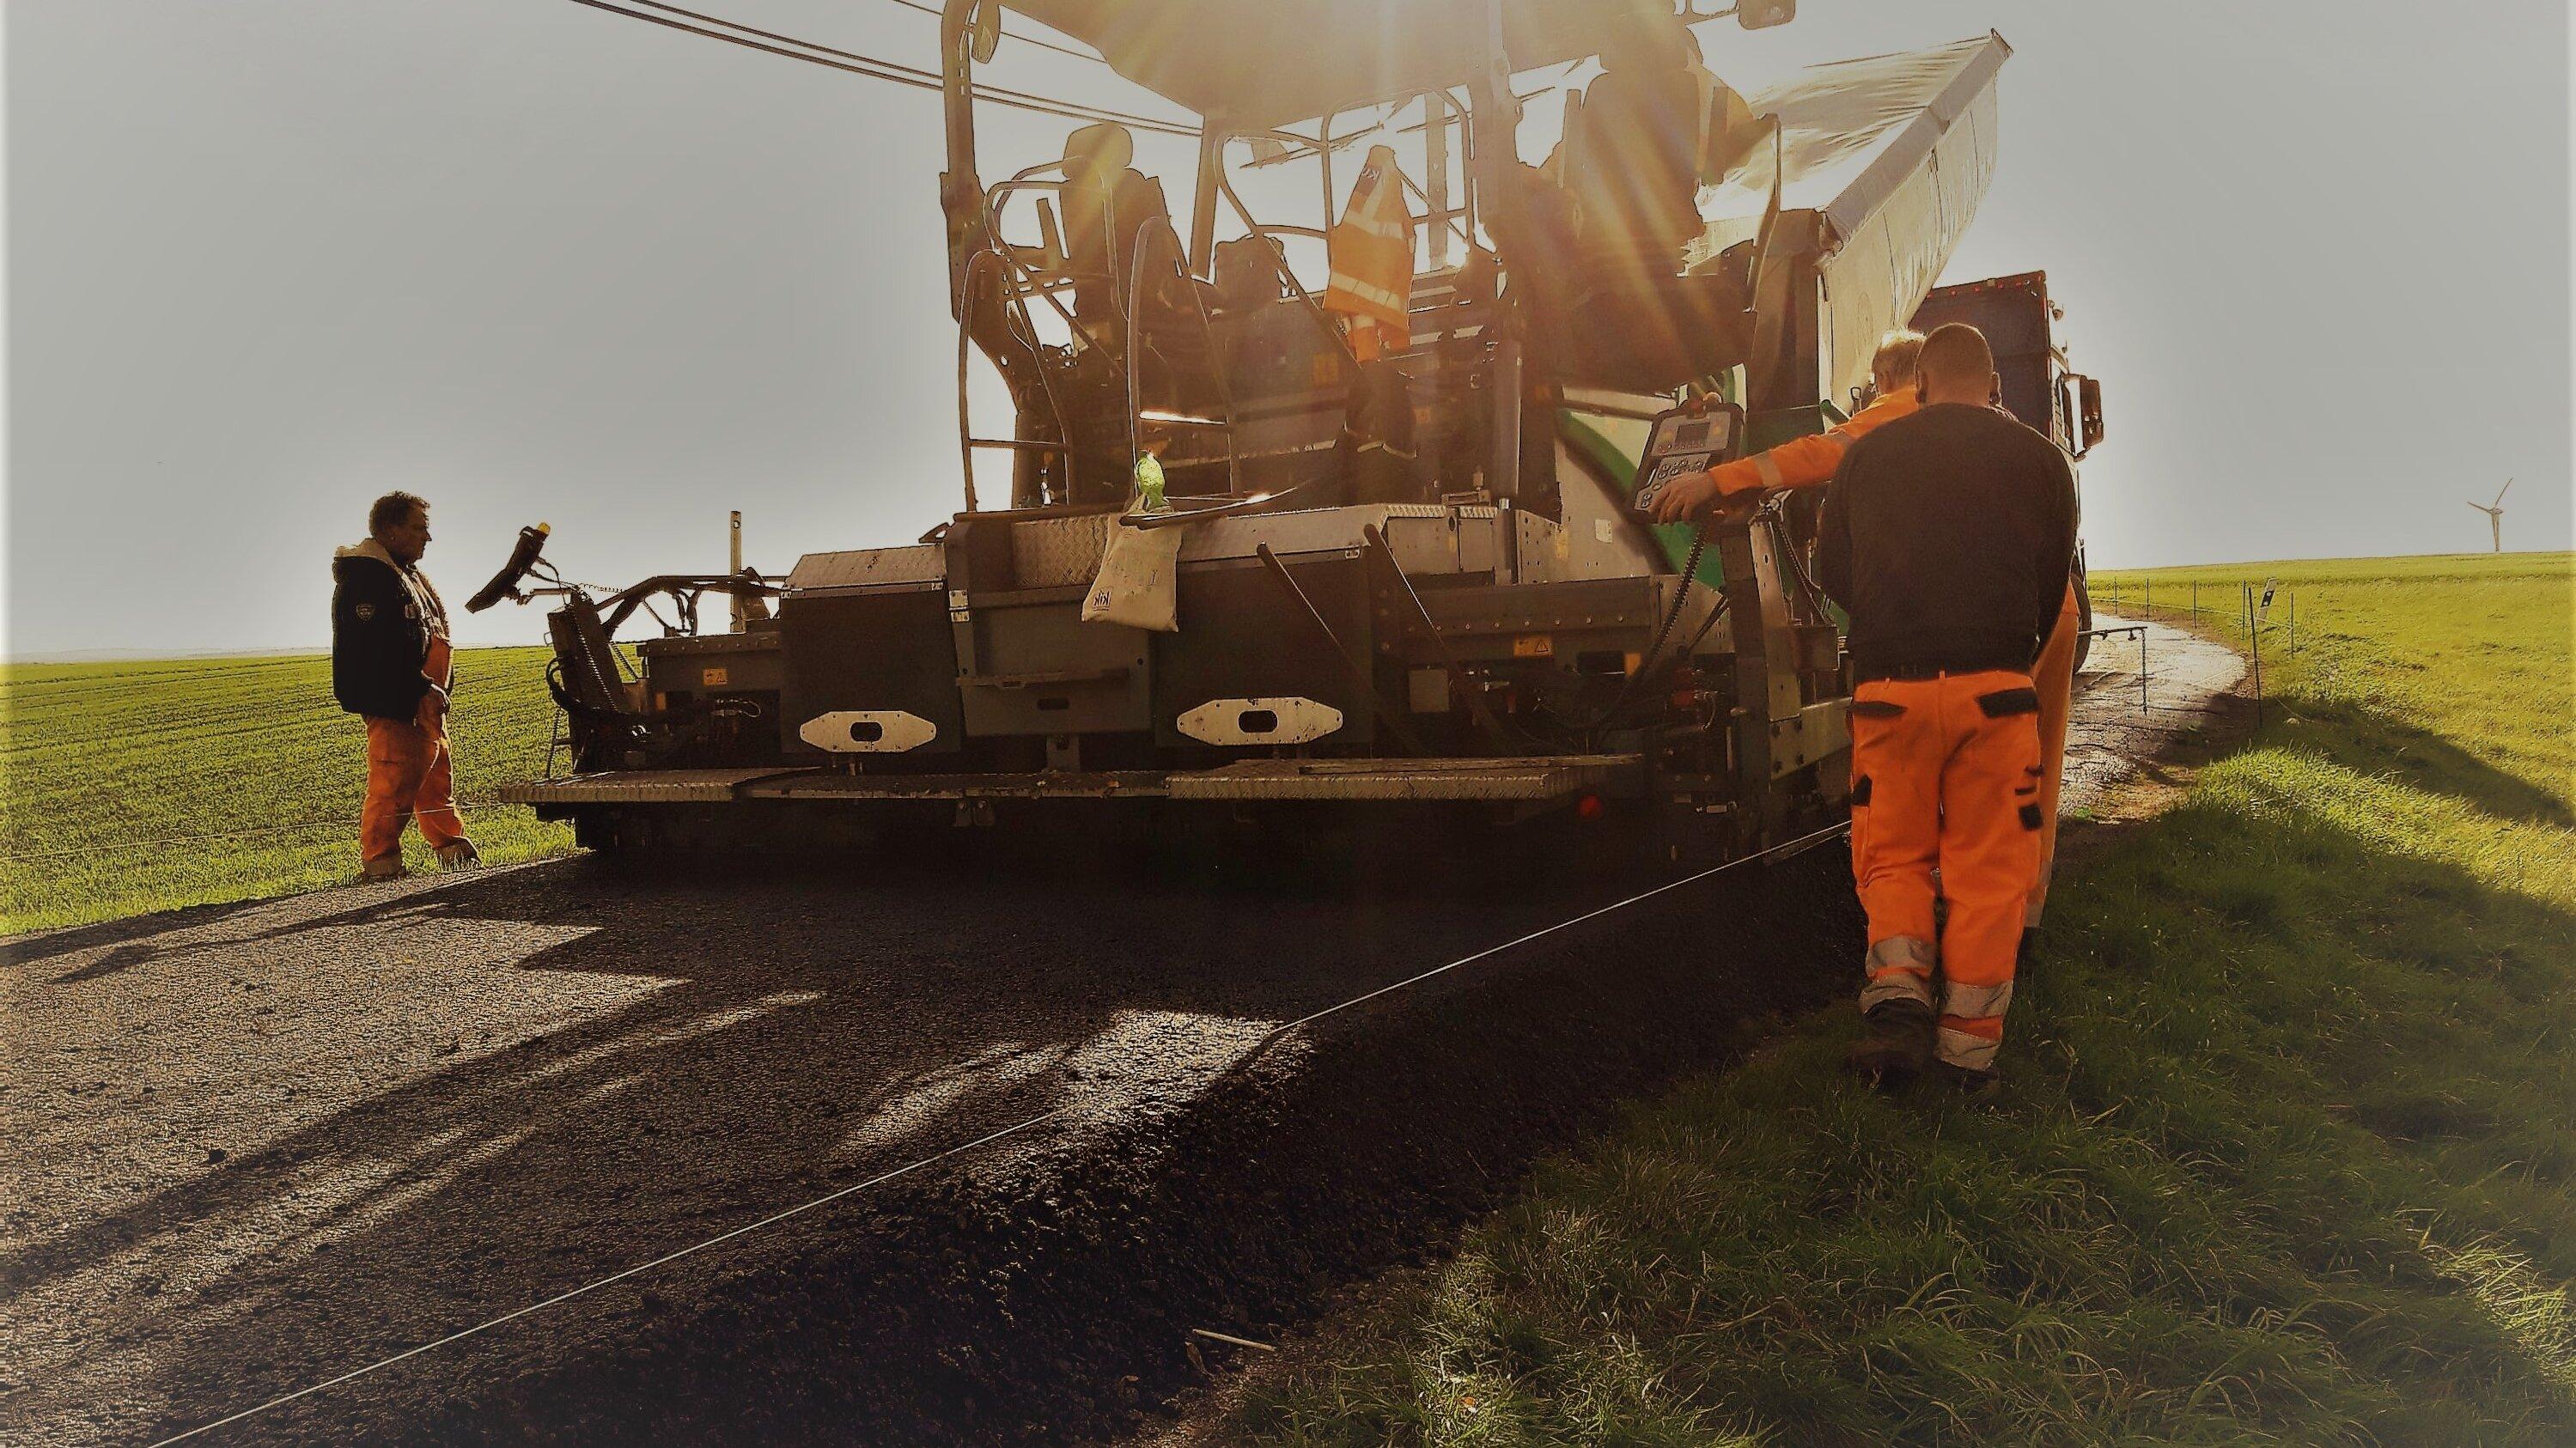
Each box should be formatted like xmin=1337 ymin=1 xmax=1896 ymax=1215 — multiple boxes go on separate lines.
xmin=137 ymin=820 xmax=1844 ymax=1445
xmin=563 ymin=0 xmax=1197 ymax=138
xmin=873 ymin=0 xmax=1103 ymax=64
xmin=1256 ymin=821 xmax=1842 ymax=1044
xmin=608 ymin=0 xmax=1192 ymax=132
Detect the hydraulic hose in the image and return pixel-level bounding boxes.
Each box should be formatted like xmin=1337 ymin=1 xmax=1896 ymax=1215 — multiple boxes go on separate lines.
xmin=1576 ymin=521 xmax=1715 ymax=738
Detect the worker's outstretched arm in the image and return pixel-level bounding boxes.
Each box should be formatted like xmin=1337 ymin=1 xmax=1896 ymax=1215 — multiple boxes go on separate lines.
xmin=1649 ymin=430 xmax=1844 ymax=524
xmin=1712 ymin=429 xmax=1853 ymax=496
xmin=1652 ymin=392 xmax=1926 ymax=524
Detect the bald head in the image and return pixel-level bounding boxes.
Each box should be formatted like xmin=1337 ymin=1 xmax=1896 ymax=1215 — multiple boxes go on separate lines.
xmin=1915 ymin=322 xmax=1997 ymax=407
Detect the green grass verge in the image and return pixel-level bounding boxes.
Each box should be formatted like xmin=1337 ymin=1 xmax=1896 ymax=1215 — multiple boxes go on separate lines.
xmin=0 ymin=648 xmax=573 ymax=935
xmin=1222 ymin=552 xmax=2575 ymax=1446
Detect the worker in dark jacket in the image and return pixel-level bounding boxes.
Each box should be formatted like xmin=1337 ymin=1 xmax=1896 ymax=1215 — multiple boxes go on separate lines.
xmin=1817 ymin=323 xmax=2078 ymax=1090
xmin=332 ymin=490 xmax=477 ymax=879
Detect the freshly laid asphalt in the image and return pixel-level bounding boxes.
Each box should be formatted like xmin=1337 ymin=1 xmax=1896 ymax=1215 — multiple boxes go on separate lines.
xmin=0 ymin=619 xmax=2239 ymax=1447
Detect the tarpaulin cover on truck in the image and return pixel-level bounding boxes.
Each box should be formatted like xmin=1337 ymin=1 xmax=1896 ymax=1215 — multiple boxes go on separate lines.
xmin=1694 ymin=33 xmax=2011 ymax=410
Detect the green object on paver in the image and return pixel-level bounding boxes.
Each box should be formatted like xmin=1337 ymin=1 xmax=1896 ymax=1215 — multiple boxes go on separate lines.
xmin=1554 ymin=411 xmax=1728 ymax=587
xmin=1133 ymin=453 xmax=1167 ymax=511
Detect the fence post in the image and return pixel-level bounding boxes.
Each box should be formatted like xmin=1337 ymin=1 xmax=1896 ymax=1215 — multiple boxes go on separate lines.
xmin=2287 ymin=591 xmax=2296 ymax=655
xmin=2246 ymin=581 xmax=2263 ymax=727
xmin=2190 ymin=580 xmax=2198 ymax=620
xmin=2144 ymin=576 xmax=2153 ymax=622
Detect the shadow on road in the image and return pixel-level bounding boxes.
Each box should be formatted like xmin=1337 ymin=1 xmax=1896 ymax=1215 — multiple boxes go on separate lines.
xmin=4 ymin=818 xmax=1716 ymax=1445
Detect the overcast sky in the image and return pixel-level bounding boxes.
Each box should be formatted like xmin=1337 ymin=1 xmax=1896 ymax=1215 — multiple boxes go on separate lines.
xmin=7 ymin=0 xmax=2569 ymax=656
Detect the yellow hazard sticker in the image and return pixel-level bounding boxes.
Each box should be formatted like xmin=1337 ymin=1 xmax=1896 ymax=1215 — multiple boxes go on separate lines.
xmin=1513 ymin=635 xmax=1555 ymax=658
xmin=701 ymin=666 xmax=730 ymax=688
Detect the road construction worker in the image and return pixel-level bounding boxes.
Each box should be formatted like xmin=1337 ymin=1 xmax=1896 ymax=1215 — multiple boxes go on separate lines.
xmin=1816 ymin=322 xmax=2078 ymax=1090
xmin=1648 ymin=330 xmax=1925 ymax=523
xmin=2025 ymin=569 xmax=2086 ymax=950
xmin=1652 ymin=328 xmax=2085 ymax=954
xmin=332 ymin=490 xmax=478 ymax=880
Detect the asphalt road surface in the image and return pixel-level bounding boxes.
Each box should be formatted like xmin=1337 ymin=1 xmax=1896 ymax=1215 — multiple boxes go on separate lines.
xmin=1 ymin=620 xmax=2239 ymax=1446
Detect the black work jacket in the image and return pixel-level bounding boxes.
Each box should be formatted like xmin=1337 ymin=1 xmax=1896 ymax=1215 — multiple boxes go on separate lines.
xmin=331 ymin=541 xmax=447 ymax=720
xmin=1817 ymin=403 xmax=2079 ymax=681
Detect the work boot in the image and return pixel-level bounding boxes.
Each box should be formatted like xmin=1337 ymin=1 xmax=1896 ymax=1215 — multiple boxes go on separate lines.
xmin=1843 ymin=999 xmax=1934 ymax=1086
xmin=435 ymin=840 xmax=482 ymax=870
xmin=1929 ymin=1060 xmax=2002 ymax=1099
xmin=361 ymin=855 xmax=408 ymax=883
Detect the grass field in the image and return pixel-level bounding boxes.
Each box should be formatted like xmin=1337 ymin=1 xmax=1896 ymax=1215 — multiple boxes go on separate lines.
xmin=0 ymin=648 xmax=573 ymax=935
xmin=1221 ymin=552 xmax=2575 ymax=1445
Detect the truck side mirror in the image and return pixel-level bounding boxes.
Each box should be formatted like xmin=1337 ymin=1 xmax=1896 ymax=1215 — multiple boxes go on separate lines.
xmin=2078 ymin=374 xmax=2105 ymax=454
xmin=1738 ymin=0 xmax=1796 ymax=28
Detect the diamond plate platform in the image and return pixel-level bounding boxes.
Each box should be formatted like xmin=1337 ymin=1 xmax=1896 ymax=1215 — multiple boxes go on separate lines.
xmin=1163 ymin=754 xmax=1640 ymax=802
xmin=494 ymin=768 xmax=811 ymax=805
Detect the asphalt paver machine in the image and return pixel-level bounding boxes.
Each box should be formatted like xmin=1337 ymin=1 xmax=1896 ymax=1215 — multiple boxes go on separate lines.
xmin=492 ymin=3 xmax=2019 ymax=859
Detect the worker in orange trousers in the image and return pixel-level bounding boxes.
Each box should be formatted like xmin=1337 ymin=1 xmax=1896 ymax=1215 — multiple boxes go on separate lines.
xmin=2025 ymin=578 xmax=2086 ymax=942
xmin=333 ymin=490 xmax=478 ymax=880
xmin=1658 ymin=326 xmax=2087 ymax=999
xmin=1816 ymin=323 xmax=2079 ymax=1090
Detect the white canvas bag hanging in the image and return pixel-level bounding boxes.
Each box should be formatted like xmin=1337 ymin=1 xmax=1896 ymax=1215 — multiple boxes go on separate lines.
xmin=1081 ymin=510 xmax=1184 ymax=631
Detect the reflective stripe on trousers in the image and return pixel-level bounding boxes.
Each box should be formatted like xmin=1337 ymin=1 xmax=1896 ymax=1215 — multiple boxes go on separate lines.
xmin=1848 ymin=668 xmax=2045 ymax=1069
xmin=1859 ymin=934 xmax=1934 ymax=1013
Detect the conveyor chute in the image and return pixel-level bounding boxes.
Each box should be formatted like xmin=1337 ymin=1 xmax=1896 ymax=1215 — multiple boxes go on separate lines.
xmin=1696 ymin=33 xmax=2012 ymax=408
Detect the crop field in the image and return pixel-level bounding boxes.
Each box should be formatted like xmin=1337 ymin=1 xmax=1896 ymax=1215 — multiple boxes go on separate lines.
xmin=0 ymin=648 xmax=571 ymax=935
xmin=1222 ymin=553 xmax=2576 ymax=1445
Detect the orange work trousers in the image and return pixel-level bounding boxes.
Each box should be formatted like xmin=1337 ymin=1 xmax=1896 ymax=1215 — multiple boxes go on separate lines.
xmin=362 ymin=639 xmax=463 ymax=867
xmin=2027 ymin=581 xmax=2084 ymax=928
xmin=1848 ymin=668 xmax=2045 ymax=1071
xmin=362 ymin=716 xmax=466 ymax=867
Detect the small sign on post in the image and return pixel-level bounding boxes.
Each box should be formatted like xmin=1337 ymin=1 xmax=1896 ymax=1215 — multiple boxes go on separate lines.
xmin=2247 ymin=581 xmax=2265 ymax=727
xmin=729 ymin=509 xmax=745 ymax=633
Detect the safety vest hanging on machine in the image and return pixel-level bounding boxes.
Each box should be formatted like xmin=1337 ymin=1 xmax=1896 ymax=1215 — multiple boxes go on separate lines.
xmin=1322 ymin=145 xmax=1416 ymax=362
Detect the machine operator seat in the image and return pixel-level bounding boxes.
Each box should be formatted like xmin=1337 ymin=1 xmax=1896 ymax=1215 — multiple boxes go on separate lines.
xmin=1556 ymin=13 xmax=1763 ymax=278
xmin=1517 ymin=12 xmax=1768 ymax=394
xmin=1059 ymin=122 xmax=1178 ymax=349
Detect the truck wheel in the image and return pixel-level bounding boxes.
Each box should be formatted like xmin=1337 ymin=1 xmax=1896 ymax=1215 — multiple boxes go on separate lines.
xmin=2071 ymin=569 xmax=2095 ymax=673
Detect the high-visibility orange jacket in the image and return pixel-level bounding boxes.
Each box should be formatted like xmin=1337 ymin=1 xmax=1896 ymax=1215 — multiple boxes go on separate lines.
xmin=1709 ymin=389 xmax=1919 ymax=496
xmin=1323 ymin=145 xmax=1416 ymax=358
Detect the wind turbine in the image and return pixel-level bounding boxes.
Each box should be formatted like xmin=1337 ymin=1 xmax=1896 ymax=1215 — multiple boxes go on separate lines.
xmin=2468 ymin=478 xmax=2511 ymax=553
